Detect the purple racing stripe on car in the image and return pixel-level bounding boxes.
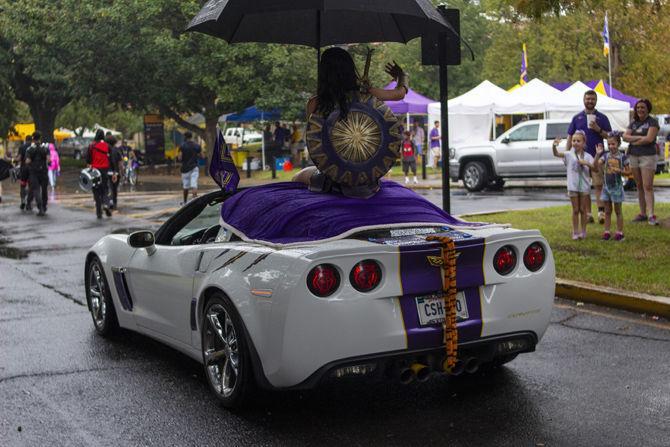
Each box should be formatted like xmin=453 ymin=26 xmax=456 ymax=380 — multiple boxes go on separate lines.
xmin=397 ymin=240 xmax=485 ymax=349
xmin=398 ymin=244 xmax=442 ymax=296
xmin=458 ymin=287 xmax=483 ymax=342
xmin=454 ymin=238 xmax=485 ymax=289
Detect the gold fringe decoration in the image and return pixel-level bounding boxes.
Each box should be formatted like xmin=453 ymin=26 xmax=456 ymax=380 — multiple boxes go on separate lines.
xmin=426 ymin=236 xmax=458 ymax=373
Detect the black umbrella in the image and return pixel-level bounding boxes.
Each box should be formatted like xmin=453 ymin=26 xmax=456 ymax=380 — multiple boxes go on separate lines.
xmin=186 ymin=0 xmax=452 ymax=49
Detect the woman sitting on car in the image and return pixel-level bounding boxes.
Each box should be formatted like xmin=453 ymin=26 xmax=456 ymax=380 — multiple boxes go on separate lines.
xmin=293 ymin=47 xmax=407 ymax=197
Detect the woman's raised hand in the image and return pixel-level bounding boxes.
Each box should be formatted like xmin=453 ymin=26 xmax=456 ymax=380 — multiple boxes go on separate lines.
xmin=384 ymin=61 xmax=404 ymax=79
xmin=553 ymin=137 xmax=561 ymax=147
xmin=596 ymin=143 xmax=605 ymax=156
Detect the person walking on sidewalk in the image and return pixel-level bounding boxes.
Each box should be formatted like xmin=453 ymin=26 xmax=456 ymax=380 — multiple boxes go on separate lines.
xmin=47 ymin=142 xmax=60 ymax=190
xmin=87 ymin=129 xmax=112 ymax=219
xmin=401 ymin=131 xmax=418 ymax=185
xmin=106 ymin=132 xmax=122 ymax=210
xmin=412 ymin=121 xmax=425 ymax=157
xmin=429 ymin=121 xmax=441 ymax=169
xmin=623 ymin=99 xmax=660 ymax=226
xmin=566 ymin=90 xmax=612 ymax=224
xmin=177 ymin=131 xmax=201 ymax=204
xmin=16 ymin=135 xmax=33 ymax=210
xmin=25 ymin=131 xmax=50 ymax=217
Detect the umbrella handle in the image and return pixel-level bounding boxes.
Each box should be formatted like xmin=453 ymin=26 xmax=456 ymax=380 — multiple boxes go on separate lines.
xmin=363 ymin=47 xmax=374 ymax=81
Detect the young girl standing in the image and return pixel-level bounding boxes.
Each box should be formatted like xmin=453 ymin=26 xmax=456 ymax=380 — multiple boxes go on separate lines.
xmin=591 ymin=133 xmax=630 ymax=241
xmin=553 ymin=130 xmax=594 ymax=240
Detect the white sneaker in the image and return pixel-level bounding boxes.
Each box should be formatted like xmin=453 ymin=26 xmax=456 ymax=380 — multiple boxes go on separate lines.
xmin=413 ymin=176 xmax=418 ymax=184
xmin=405 ymin=177 xmax=410 ymax=184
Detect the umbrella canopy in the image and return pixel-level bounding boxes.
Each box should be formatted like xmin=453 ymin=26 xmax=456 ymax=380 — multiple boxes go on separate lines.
xmin=226 ymin=106 xmax=280 ymax=122
xmin=186 ymin=0 xmax=451 ymax=48
xmin=383 ymin=81 xmax=436 ymax=115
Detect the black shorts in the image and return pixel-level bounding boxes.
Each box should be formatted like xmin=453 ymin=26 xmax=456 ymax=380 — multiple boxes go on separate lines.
xmin=402 ymin=160 xmax=417 ymax=174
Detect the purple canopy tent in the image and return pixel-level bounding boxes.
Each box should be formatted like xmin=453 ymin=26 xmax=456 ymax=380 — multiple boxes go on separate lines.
xmin=384 ymin=81 xmax=437 ymax=129
xmin=552 ymin=80 xmax=637 ymax=108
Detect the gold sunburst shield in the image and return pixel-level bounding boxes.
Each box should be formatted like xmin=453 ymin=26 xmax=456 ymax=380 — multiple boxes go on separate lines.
xmin=306 ymin=95 xmax=401 ymax=188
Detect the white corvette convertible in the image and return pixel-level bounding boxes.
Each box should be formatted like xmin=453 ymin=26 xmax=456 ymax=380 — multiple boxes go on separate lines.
xmin=85 ymin=185 xmax=555 ymax=407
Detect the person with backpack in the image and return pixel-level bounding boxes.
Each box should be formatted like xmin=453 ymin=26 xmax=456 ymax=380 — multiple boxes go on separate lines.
xmin=87 ymin=129 xmax=112 ymax=218
xmin=177 ymin=131 xmax=202 ymax=204
xmin=106 ymin=132 xmax=123 ymax=209
xmin=25 ymin=131 xmax=51 ymax=216
xmin=15 ymin=135 xmax=33 ymax=210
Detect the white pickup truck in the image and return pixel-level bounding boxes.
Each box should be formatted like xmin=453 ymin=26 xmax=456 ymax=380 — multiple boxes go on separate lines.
xmin=449 ymin=118 xmax=668 ymax=192
xmin=223 ymin=127 xmax=262 ymax=147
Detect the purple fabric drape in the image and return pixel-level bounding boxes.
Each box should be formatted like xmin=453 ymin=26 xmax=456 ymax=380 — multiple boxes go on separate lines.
xmin=384 ymin=81 xmax=437 ymax=115
xmin=221 ymin=181 xmax=483 ymax=245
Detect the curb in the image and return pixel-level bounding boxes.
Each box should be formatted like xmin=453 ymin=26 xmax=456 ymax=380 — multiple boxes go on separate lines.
xmin=555 ymin=278 xmax=670 ymax=318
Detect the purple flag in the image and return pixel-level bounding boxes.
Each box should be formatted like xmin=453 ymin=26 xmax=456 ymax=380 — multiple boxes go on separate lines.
xmin=209 ymin=129 xmax=239 ymax=193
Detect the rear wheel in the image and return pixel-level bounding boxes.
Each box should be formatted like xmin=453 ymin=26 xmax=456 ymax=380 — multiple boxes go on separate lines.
xmin=85 ymin=257 xmax=119 ymax=336
xmin=201 ymin=293 xmax=255 ymax=408
xmin=462 ymin=161 xmax=488 ymax=192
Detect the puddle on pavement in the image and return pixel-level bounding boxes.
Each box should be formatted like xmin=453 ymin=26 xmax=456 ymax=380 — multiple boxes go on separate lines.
xmin=0 ymin=234 xmax=30 ymax=259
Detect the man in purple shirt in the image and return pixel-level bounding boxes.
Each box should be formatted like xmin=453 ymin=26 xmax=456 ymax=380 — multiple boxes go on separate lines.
xmin=567 ymin=90 xmax=612 ymax=223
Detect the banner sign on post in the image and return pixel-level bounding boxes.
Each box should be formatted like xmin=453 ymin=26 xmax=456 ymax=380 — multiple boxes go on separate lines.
xmin=143 ymin=114 xmax=165 ymax=163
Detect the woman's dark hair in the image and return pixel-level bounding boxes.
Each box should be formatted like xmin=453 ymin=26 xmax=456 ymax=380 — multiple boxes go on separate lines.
xmin=633 ymin=99 xmax=652 ymax=122
xmin=317 ymin=47 xmax=360 ymax=119
xmin=94 ymin=129 xmax=105 ymax=142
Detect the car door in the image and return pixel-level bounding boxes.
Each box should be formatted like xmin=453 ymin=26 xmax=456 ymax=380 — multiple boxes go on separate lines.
xmin=495 ymin=123 xmax=540 ymax=175
xmin=541 ymin=122 xmax=571 ymax=175
xmin=126 ymin=196 xmax=223 ymax=345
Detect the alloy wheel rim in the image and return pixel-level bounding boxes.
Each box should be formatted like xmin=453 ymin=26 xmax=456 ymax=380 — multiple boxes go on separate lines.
xmin=204 ymin=304 xmax=239 ymax=398
xmin=89 ymin=264 xmax=107 ymax=328
xmin=464 ymin=166 xmax=480 ymax=188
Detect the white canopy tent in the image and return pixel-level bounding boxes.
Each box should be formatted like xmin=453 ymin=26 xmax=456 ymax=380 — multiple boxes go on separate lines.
xmin=546 ymin=81 xmax=631 ymax=130
xmin=494 ymin=79 xmax=562 ymax=115
xmin=427 ymin=80 xmax=510 ymax=146
xmin=78 ymin=124 xmax=123 ymax=139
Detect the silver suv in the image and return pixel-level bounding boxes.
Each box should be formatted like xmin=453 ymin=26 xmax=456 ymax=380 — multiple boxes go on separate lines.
xmin=450 ymin=118 xmax=667 ymax=192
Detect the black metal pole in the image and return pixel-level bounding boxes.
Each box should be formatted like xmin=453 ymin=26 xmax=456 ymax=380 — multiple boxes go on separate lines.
xmin=271 ymin=155 xmax=277 ymax=179
xmin=246 ymin=156 xmax=252 ymax=179
xmin=438 ymin=33 xmax=450 ymax=213
xmin=421 ymin=144 xmax=427 ymax=180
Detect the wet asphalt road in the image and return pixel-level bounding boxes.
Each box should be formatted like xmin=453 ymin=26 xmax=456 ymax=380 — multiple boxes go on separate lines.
xmin=1 ymin=187 xmax=669 ymax=446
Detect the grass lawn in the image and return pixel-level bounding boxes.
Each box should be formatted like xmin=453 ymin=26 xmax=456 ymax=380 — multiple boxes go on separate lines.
xmin=656 ymin=172 xmax=670 ymax=181
xmin=467 ymin=204 xmax=670 ymax=297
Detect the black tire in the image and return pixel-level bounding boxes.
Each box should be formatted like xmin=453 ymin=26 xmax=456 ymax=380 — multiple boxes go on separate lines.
xmin=462 ymin=161 xmax=488 ymax=192
xmin=201 ymin=293 xmax=256 ymax=408
xmin=487 ymin=177 xmax=505 ymax=191
xmin=85 ymin=257 xmax=119 ymax=336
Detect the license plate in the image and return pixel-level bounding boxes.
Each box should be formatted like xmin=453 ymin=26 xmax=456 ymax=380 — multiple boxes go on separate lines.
xmin=415 ymin=292 xmax=469 ymax=326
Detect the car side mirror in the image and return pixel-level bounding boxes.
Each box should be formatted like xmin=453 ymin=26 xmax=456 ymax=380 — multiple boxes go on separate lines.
xmin=501 ymin=138 xmax=510 ymax=144
xmin=128 ymin=231 xmax=156 ymax=255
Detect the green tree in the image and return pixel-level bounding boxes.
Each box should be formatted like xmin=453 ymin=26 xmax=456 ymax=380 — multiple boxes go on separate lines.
xmin=0 ymin=0 xmax=74 ymax=142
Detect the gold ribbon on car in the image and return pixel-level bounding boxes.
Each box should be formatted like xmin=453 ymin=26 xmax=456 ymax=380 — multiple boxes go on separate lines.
xmin=426 ymin=235 xmax=458 ymax=373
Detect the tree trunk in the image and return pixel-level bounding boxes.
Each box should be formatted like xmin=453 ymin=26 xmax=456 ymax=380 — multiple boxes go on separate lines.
xmin=204 ymin=115 xmax=219 ymax=176
xmin=32 ymin=107 xmax=58 ymax=143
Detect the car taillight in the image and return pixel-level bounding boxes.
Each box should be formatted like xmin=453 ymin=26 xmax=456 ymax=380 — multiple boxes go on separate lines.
xmin=523 ymin=242 xmax=545 ymax=272
xmin=350 ymin=260 xmax=382 ymax=292
xmin=307 ymin=264 xmax=340 ymax=297
xmin=493 ymin=246 xmax=516 ymax=275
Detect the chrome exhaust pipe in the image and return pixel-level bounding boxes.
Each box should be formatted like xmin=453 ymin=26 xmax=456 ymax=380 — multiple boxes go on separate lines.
xmin=410 ymin=363 xmax=431 ymax=382
xmin=443 ymin=358 xmax=465 ymax=376
xmin=464 ymin=357 xmax=480 ymax=374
